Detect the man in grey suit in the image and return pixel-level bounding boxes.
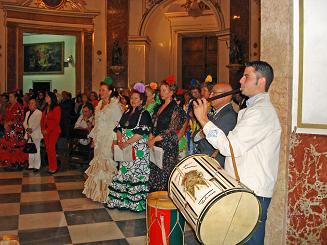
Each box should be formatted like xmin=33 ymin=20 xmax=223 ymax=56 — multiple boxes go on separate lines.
xmin=195 ymin=83 xmax=237 ymax=168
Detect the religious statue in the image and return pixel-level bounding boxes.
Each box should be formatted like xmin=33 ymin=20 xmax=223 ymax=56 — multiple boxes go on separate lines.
xmin=112 ymin=39 xmax=122 ymax=66
xmin=229 ymin=34 xmax=243 ymax=64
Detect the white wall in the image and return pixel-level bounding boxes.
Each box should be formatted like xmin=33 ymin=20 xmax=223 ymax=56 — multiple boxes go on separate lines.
xmin=23 ymin=34 xmax=76 ymax=96
xmin=292 ymin=0 xmax=327 ymax=134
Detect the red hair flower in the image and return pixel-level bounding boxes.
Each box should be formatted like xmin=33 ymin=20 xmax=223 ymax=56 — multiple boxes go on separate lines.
xmin=149 ymin=82 xmax=158 ymax=90
xmin=166 ymin=75 xmax=175 ymax=85
xmin=176 ymin=88 xmax=184 ymax=95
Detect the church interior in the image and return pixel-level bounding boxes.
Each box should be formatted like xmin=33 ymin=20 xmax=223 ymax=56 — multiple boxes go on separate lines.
xmin=0 ymin=0 xmax=326 ymax=244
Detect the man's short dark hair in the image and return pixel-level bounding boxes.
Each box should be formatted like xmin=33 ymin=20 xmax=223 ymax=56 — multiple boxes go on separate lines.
xmin=245 ymin=61 xmax=274 ymax=91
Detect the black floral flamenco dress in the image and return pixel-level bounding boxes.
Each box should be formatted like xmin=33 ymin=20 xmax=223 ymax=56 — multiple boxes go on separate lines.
xmin=149 ymin=100 xmax=186 ymax=191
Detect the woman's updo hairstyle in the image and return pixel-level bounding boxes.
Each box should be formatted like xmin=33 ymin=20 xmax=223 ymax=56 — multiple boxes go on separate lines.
xmin=132 ymin=82 xmax=146 ymax=104
xmin=101 ymin=76 xmax=117 ymax=98
xmin=161 ymin=75 xmax=177 ymax=93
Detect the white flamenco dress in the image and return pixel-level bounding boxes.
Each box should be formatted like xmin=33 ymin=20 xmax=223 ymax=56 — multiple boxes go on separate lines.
xmin=83 ymin=99 xmax=122 ymax=203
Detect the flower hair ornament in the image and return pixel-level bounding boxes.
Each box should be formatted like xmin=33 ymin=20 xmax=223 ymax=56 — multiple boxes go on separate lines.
xmin=103 ymin=76 xmax=113 ymax=86
xmin=149 ymin=82 xmax=158 ymax=90
xmin=133 ymin=82 xmax=145 ymax=93
xmin=166 ymin=75 xmax=176 ymax=85
xmin=190 ymin=78 xmax=200 ymax=88
xmin=205 ymin=75 xmax=212 ymax=83
xmin=176 ymin=88 xmax=184 ymax=95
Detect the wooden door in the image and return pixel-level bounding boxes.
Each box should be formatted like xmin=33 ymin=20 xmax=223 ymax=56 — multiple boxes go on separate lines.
xmin=182 ymin=36 xmax=217 ymax=88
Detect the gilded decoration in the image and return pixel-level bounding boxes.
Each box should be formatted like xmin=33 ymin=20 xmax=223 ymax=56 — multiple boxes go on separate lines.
xmin=17 ymin=0 xmax=87 ymax=11
xmin=182 ymin=170 xmax=209 ymax=199
xmin=144 ymin=0 xmax=221 ymax=16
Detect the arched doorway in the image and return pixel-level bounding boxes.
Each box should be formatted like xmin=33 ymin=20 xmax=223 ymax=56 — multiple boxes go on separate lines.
xmin=128 ymin=0 xmax=230 ymax=87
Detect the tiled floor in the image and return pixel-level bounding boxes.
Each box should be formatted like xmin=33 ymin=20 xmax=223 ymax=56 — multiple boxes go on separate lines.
xmin=0 ymin=167 xmax=201 ymax=245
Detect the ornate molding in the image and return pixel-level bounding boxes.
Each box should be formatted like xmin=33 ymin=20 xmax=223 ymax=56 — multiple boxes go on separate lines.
xmin=17 ymin=0 xmax=87 ymax=12
xmin=144 ymin=0 xmax=221 ymax=17
xmin=140 ymin=0 xmax=225 ymax=35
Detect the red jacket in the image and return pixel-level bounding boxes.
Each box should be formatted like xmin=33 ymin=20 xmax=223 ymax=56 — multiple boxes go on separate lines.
xmin=41 ymin=106 xmax=61 ymax=135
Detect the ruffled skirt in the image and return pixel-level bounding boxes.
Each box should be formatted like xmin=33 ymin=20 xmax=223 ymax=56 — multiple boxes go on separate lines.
xmin=83 ymin=156 xmax=117 ymax=203
xmin=106 ymin=152 xmax=150 ymax=212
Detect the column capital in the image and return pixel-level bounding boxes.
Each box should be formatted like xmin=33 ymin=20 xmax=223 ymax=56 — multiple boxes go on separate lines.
xmin=216 ymin=28 xmax=230 ymax=40
xmin=128 ymin=35 xmax=151 ymax=46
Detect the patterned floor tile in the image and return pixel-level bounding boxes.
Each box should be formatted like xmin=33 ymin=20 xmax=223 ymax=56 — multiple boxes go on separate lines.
xmin=19 ymin=212 xmax=67 ymax=230
xmin=21 ymin=191 xmax=60 ymax=203
xmin=54 ymin=175 xmax=85 ymax=183
xmin=21 ymin=183 xmax=56 ymax=192
xmin=53 ymin=170 xmax=83 ymax=177
xmin=107 ymin=208 xmax=145 ymax=221
xmin=0 ymin=230 xmax=18 ymax=237
xmin=0 ymin=203 xmax=20 ymax=216
xmin=56 ymin=181 xmax=85 ymax=190
xmin=18 ymin=226 xmax=72 ymax=245
xmin=0 ymin=166 xmax=201 ymax=244
xmin=64 ymin=209 xmax=112 ymax=225
xmin=22 ymin=176 xmax=54 ymax=185
xmin=61 ymin=198 xmax=103 ymax=211
xmin=75 ymin=240 xmax=129 ymax=245
xmin=126 ymin=235 xmax=147 ymax=245
xmin=116 ymin=218 xmax=147 ymax=238
xmin=0 ymin=178 xmax=22 ymax=185
xmin=68 ymin=222 xmax=124 ymax=244
xmin=0 ymin=215 xmax=18 ymax=231
xmin=0 ymin=193 xmax=20 ymax=203
xmin=0 ymin=185 xmax=22 ymax=194
xmin=0 ymin=172 xmax=23 ymax=179
xmin=20 ymin=200 xmax=62 ymax=214
xmin=23 ymin=170 xmax=52 ymax=177
xmin=58 ymin=189 xmax=85 ymax=199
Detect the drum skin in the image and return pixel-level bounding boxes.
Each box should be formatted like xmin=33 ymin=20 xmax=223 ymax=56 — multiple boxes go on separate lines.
xmin=147 ymin=191 xmax=186 ymax=245
xmin=168 ymin=154 xmax=262 ymax=245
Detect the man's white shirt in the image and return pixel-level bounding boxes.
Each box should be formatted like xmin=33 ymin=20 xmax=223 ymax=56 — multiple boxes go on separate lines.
xmin=202 ymin=93 xmax=281 ymax=197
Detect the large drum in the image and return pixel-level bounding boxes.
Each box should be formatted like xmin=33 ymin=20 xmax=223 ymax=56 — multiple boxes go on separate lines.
xmin=147 ymin=191 xmax=185 ymax=245
xmin=168 ymin=154 xmax=261 ymax=245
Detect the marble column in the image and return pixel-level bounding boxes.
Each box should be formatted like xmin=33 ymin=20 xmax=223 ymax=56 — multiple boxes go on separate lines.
xmin=216 ymin=29 xmax=230 ymax=84
xmin=261 ymin=0 xmax=292 ymax=244
xmin=128 ymin=36 xmax=151 ymax=86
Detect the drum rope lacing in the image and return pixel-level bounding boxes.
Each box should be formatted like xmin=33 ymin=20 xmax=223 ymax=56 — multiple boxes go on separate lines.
xmin=146 ymin=197 xmax=185 ymax=245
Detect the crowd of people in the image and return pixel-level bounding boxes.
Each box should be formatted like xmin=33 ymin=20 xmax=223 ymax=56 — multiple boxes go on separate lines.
xmin=0 ymin=60 xmax=281 ymax=244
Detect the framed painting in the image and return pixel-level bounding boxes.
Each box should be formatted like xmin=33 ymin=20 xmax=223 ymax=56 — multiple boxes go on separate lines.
xmin=24 ymin=41 xmax=64 ymax=74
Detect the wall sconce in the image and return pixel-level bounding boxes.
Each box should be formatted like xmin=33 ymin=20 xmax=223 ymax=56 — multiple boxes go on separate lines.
xmin=66 ymin=55 xmax=74 ymax=66
xmin=96 ymin=50 xmax=102 ymax=62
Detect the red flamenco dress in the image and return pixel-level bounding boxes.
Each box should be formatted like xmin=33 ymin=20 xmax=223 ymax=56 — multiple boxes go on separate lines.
xmin=0 ymin=102 xmax=28 ymax=168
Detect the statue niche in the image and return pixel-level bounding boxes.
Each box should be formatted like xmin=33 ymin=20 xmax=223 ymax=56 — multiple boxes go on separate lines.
xmin=229 ymin=34 xmax=243 ymax=64
xmin=110 ymin=39 xmax=124 ymax=75
xmin=112 ymin=39 xmax=122 ymax=66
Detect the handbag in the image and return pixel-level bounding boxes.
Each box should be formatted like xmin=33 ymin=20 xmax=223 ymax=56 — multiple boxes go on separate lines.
xmin=114 ymin=144 xmax=133 ymax=162
xmin=23 ymin=137 xmax=37 ymax=154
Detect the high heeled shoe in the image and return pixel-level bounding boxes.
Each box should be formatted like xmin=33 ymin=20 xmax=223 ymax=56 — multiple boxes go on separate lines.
xmin=47 ymin=169 xmax=58 ymax=174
